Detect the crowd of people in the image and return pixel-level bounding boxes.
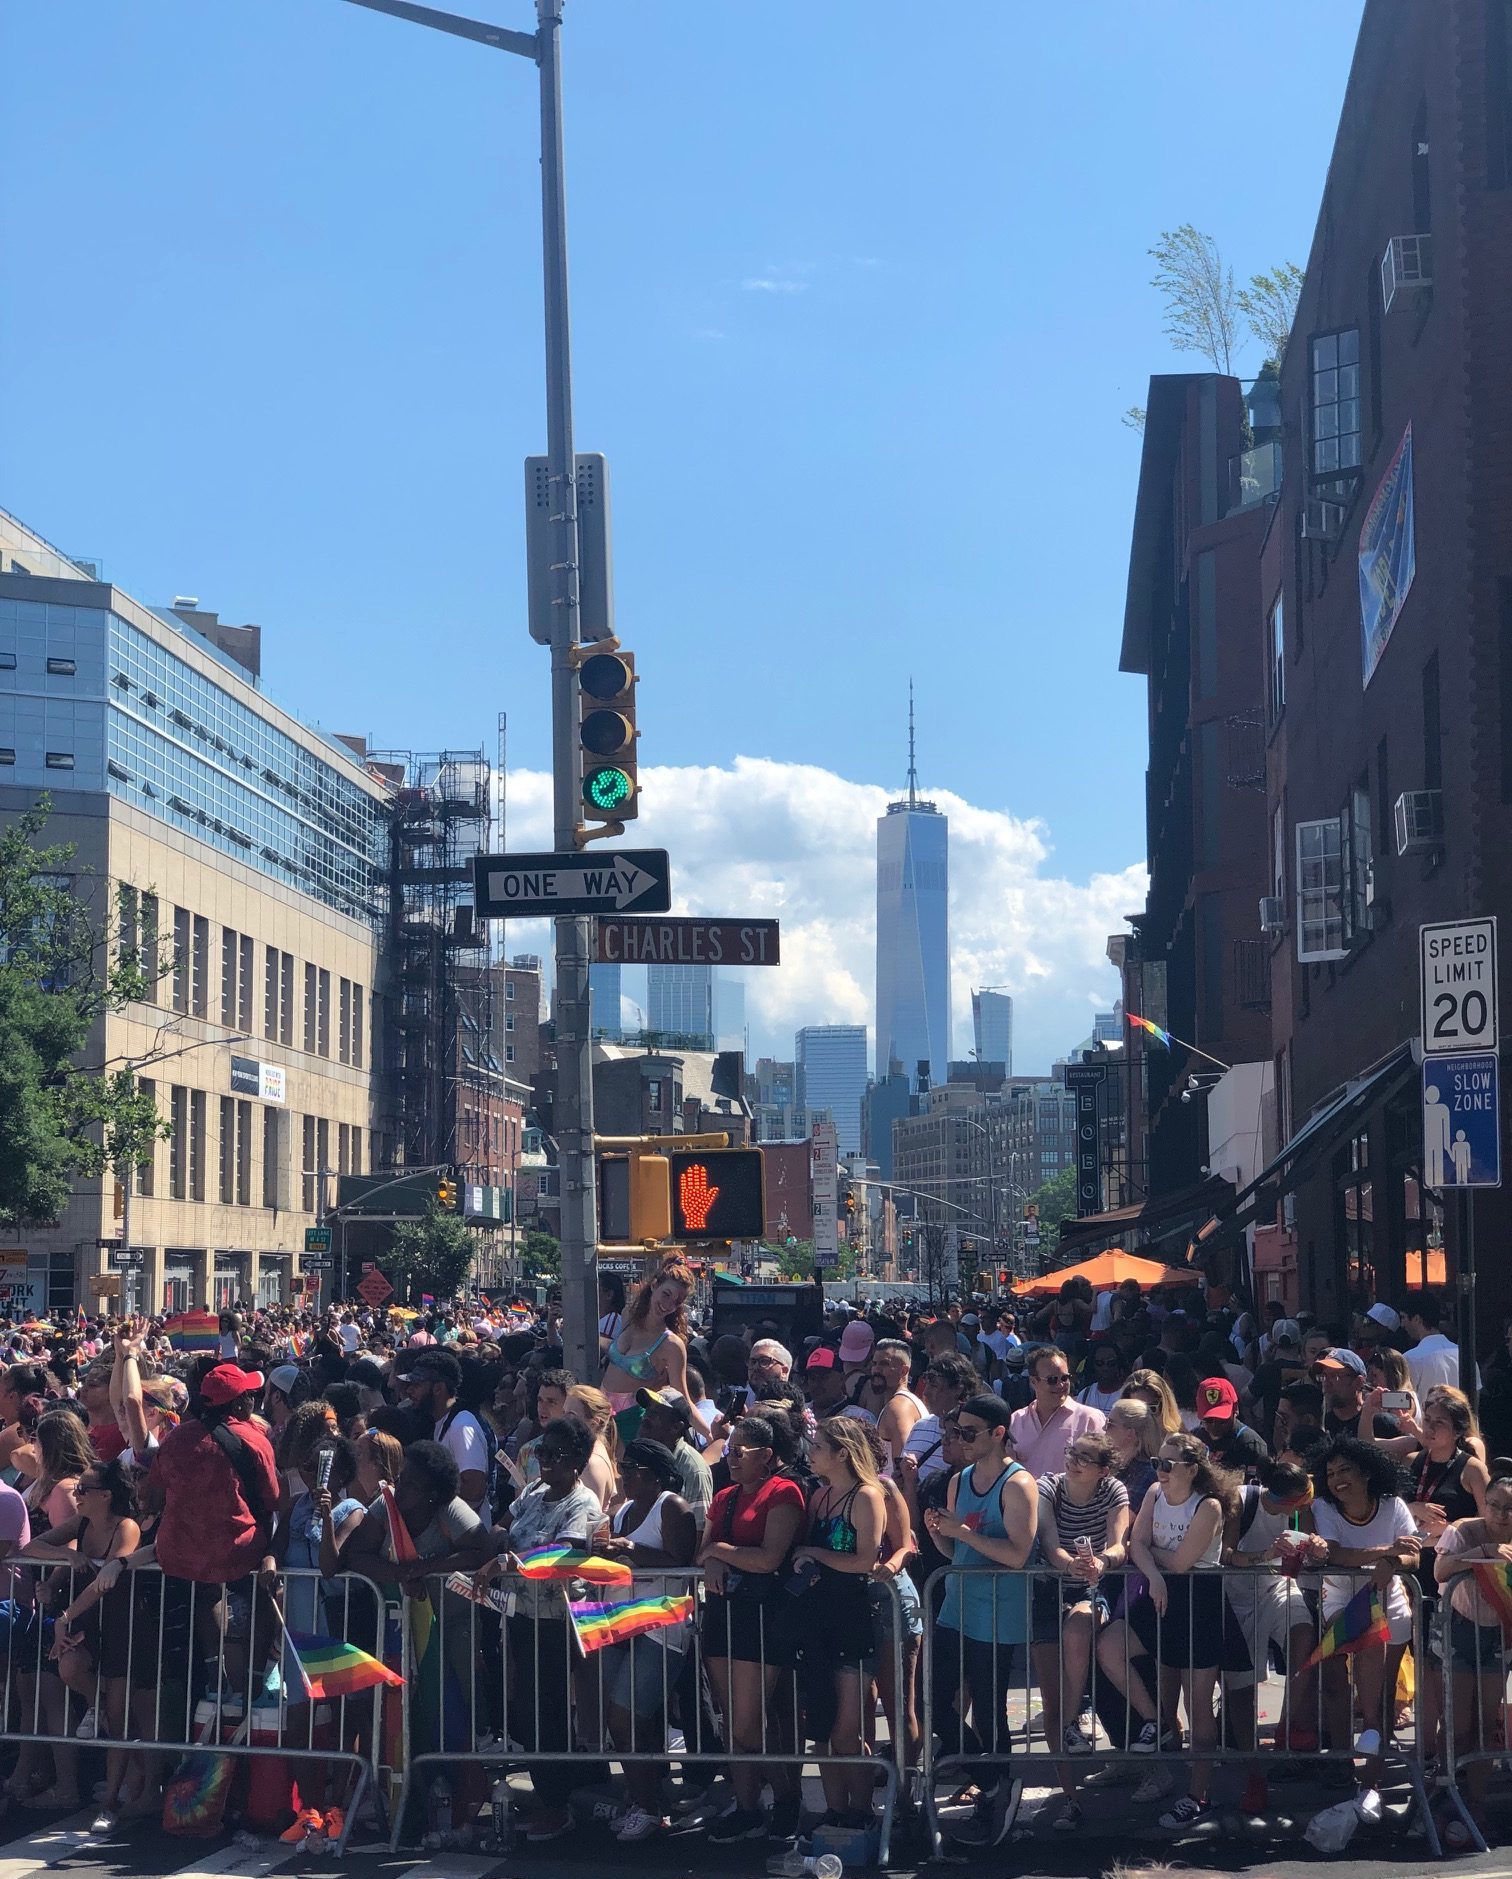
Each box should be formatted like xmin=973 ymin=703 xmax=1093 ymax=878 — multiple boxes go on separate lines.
xmin=0 ymin=1266 xmax=1502 ymax=1853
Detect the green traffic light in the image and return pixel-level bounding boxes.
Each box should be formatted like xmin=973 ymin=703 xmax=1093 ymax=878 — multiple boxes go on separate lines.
xmin=583 ymin=765 xmax=633 ymax=811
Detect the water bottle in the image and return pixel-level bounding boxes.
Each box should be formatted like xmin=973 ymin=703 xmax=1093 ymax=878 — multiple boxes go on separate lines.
xmin=426 ymin=1775 xmax=453 ymax=1841
xmin=488 ymin=1778 xmax=515 ymax=1854
xmin=766 ymin=1854 xmax=842 ymax=1878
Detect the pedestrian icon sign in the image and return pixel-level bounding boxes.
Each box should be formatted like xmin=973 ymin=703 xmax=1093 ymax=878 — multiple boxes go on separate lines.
xmin=1422 ymin=1053 xmax=1501 ymax=1189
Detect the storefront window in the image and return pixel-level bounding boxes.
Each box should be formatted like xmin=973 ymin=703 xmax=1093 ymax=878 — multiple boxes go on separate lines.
xmin=1338 ymin=1130 xmax=1375 ymax=1304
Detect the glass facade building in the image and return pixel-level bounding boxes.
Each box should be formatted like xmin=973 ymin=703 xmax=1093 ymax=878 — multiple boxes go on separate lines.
xmin=0 ymin=590 xmax=386 ymax=925
xmin=875 ymin=796 xmax=950 ymax=1087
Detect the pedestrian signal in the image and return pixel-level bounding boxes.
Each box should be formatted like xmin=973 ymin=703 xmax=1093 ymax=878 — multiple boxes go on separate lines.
xmin=668 ymin=1148 xmax=765 ymax=1239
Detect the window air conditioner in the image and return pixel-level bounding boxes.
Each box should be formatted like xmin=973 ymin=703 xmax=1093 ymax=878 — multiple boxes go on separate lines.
xmin=1394 ymin=788 xmax=1442 ymax=855
xmin=1382 ymin=234 xmax=1433 ymax=314
xmin=1301 ymin=498 xmax=1346 ymax=541
xmin=1259 ymin=896 xmax=1285 ymax=936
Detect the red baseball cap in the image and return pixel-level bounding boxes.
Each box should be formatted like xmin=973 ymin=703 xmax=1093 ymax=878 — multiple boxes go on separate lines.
xmin=805 ymin=1346 xmax=840 ymax=1372
xmin=200 ymin=1362 xmax=265 ymax=1407
xmin=1197 ymin=1376 xmax=1239 ymax=1419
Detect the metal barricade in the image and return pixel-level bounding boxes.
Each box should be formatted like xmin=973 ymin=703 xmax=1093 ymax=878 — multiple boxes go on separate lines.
xmin=919 ymin=1561 xmax=1437 ymax=1855
xmin=0 ymin=1562 xmax=390 ymax=1850
xmin=391 ymin=1562 xmax=909 ymax=1859
xmin=1434 ymin=1581 xmax=1512 ymax=1852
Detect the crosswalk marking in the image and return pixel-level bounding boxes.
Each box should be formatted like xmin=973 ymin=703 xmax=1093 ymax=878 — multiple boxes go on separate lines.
xmin=389 ymin=1859 xmax=500 ymax=1879
xmin=161 ymin=1840 xmax=304 ymax=1879
xmin=0 ymin=1809 xmax=100 ymax=1879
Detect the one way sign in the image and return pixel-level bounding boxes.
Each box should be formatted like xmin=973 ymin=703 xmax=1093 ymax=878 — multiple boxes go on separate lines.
xmin=473 ymin=849 xmax=672 ymax=919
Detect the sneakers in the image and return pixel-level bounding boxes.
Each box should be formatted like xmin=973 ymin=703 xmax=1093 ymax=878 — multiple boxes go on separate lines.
xmin=1132 ymin=1769 xmax=1172 ymax=1805
xmin=767 ymin=1793 xmax=803 ymax=1841
xmin=280 ymin=1808 xmax=324 ymax=1845
xmin=614 ymin=1807 xmax=665 ymax=1843
xmin=1158 ymin=1795 xmax=1212 ymax=1830
xmin=74 ymin=1709 xmax=100 ymax=1741
xmin=1355 ymin=1727 xmax=1383 ymax=1758
xmin=1062 ymin=1723 xmax=1095 ymax=1755
xmin=1131 ymin=1719 xmax=1161 ymax=1754
xmin=707 ymin=1807 xmax=768 ymax=1843
xmin=1053 ymin=1800 xmax=1083 ymax=1833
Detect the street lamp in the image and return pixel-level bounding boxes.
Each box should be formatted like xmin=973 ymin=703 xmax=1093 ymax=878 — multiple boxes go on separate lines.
xmin=343 ymin=0 xmax=600 ymax=1381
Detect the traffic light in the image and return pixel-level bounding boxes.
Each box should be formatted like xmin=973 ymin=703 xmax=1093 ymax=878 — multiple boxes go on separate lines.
xmin=668 ymin=1148 xmax=765 ymax=1239
xmin=628 ymin=1152 xmax=671 ymax=1242
xmin=576 ymin=644 xmax=638 ymax=839
xmin=437 ymin=1175 xmax=459 ymax=1211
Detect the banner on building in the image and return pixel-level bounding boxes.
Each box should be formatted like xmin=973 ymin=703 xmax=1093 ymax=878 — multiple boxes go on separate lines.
xmin=1359 ymin=424 xmax=1416 ymax=688
xmin=0 ymin=1253 xmax=43 ymax=1319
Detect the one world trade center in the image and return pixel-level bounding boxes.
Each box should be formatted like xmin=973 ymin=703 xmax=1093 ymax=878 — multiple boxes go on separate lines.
xmin=875 ymin=689 xmax=950 ymax=1087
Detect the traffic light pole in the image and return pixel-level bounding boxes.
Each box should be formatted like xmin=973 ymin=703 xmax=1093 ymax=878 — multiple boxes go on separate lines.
xmin=538 ymin=0 xmax=600 ymax=1383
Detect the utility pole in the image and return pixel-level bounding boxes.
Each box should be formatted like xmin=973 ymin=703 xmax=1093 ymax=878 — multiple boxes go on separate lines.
xmin=536 ymin=0 xmax=599 ymax=1382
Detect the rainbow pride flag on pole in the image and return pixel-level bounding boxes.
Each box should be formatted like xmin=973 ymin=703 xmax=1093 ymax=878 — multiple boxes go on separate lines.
xmin=1304 ymin=1582 xmax=1391 ymax=1670
xmin=1127 ymin=1012 xmax=1175 ymax=1049
xmin=1470 ymin=1559 xmax=1512 ymax=1632
xmin=288 ymin=1633 xmax=404 ymax=1700
xmin=517 ymin=1544 xmax=631 ymax=1586
xmin=567 ymin=1592 xmax=693 ymax=1656
xmin=164 ymin=1309 xmax=221 ymax=1354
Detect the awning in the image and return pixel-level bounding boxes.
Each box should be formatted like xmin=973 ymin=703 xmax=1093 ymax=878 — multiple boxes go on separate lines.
xmin=1054 ymin=1173 xmax=1236 ymax=1261
xmin=1200 ymin=1044 xmax=1417 ymax=1249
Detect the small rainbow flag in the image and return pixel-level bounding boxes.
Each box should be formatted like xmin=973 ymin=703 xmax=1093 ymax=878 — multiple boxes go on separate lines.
xmin=164 ymin=1309 xmax=221 ymax=1354
xmin=1127 ymin=1012 xmax=1175 ymax=1049
xmin=567 ymin=1592 xmax=693 ymax=1656
xmin=1304 ymin=1582 xmax=1391 ymax=1670
xmin=517 ymin=1544 xmax=631 ymax=1586
xmin=287 ymin=1632 xmax=404 ymax=1700
xmin=1469 ymin=1559 xmax=1512 ymax=1633
xmin=380 ymin=1482 xmax=420 ymax=1567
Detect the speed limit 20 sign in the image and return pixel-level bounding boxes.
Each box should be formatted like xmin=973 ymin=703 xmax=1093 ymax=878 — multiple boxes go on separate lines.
xmin=1421 ymin=917 xmax=1499 ymax=1054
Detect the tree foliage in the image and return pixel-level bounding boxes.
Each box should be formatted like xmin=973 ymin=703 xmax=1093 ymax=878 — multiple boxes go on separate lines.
xmin=1150 ymin=225 xmax=1238 ymax=374
xmin=1235 ymin=262 xmax=1305 ymax=367
xmin=1029 ymin=1165 xmax=1079 ymax=1238
xmin=522 ymin=1229 xmax=561 ymax=1281
xmin=0 ymin=798 xmax=171 ymax=1227
xmin=768 ymin=1236 xmax=857 ymax=1282
xmin=387 ymin=1204 xmax=477 ymax=1301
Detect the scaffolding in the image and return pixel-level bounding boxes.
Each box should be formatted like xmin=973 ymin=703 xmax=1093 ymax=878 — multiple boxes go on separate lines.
xmin=367 ymin=748 xmax=494 ymax=1176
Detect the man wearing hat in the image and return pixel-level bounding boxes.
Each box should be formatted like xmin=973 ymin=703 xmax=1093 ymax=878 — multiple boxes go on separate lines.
xmin=1195 ymin=1376 xmax=1268 ymax=1478
xmin=998 ymin=1344 xmax=1034 ymax=1411
xmin=803 ymin=1345 xmax=877 ymax=1426
xmin=1250 ymin=1319 xmax=1307 ymax=1446
xmin=1317 ymin=1347 xmax=1400 ymax=1440
xmin=636 ymin=1387 xmax=713 ymax=1522
xmin=394 ymin=1349 xmax=490 ymax=1510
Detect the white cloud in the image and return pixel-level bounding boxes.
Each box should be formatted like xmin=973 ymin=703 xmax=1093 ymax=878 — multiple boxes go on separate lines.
xmin=741 ymin=276 xmax=808 ymax=294
xmin=497 ymin=757 xmax=1145 ymax=1074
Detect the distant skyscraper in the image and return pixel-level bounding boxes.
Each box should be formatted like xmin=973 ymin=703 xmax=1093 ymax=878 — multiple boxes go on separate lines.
xmin=647 ymin=964 xmax=714 ymax=1045
xmin=875 ymin=685 xmax=950 ymax=1086
xmin=589 ymin=962 xmax=622 ymax=1040
xmin=1093 ymin=1007 xmax=1121 ymax=1044
xmin=972 ymin=988 xmax=1013 ymax=1075
xmin=796 ymin=1025 xmax=868 ymax=1155
xmin=714 ymin=976 xmax=747 ymax=1053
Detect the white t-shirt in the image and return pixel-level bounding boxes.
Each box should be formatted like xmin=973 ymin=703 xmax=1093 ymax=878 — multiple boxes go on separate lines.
xmin=1311 ymin=1494 xmax=1416 ymax=1624
xmin=978 ymin=1330 xmax=1012 ymax=1363
xmin=1091 ymin=1291 xmax=1115 ymax=1333
xmin=337 ymin=1324 xmax=361 ymax=1355
xmin=903 ymin=1413 xmax=950 ymax=1479
xmin=599 ymin=1312 xmax=624 ymax=1343
xmin=1405 ymin=1332 xmax=1464 ymax=1396
xmin=435 ymin=1406 xmax=491 ymax=1481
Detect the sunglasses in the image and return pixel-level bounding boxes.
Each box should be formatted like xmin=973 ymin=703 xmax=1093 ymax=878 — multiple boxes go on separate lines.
xmin=955 ymin=1423 xmax=989 ymax=1442
xmin=1156 ymin=1456 xmax=1196 ymax=1472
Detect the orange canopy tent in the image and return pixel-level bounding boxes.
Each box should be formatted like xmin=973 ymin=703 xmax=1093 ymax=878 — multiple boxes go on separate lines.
xmin=1013 ymin=1249 xmax=1192 ymax=1297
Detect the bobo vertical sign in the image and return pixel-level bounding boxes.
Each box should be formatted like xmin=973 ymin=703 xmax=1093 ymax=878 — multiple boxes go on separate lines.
xmin=1065 ymin=1063 xmax=1108 ymax=1218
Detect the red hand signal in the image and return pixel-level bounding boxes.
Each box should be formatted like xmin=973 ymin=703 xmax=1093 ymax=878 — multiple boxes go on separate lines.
xmin=679 ymin=1162 xmax=720 ymax=1232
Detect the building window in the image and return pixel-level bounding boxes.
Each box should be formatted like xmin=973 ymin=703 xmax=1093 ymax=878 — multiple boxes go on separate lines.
xmin=1310 ymin=329 xmax=1361 ymax=479
xmin=135 ymin=1077 xmax=157 ymax=1197
xmin=1267 ymin=592 xmax=1285 ymax=723
xmin=279 ymin=951 xmax=294 ymax=1046
xmin=1342 ymin=779 xmax=1373 ymax=941
xmin=317 ymin=970 xmax=331 ymax=1057
xmin=352 ymin=984 xmax=364 ymax=1070
xmin=506 ymin=980 xmax=516 ymax=1000
xmin=265 ymin=945 xmax=279 ymax=1042
xmin=191 ymin=915 xmax=210 ymax=1019
xmin=221 ymin=929 xmax=240 ymax=1029
xmin=304 ymin=963 xmax=318 ymax=1053
xmin=505 ymin=1012 xmax=516 ymax=1032
xmin=45 ymin=657 xmax=76 ymax=676
xmin=339 ymin=979 xmax=352 ymax=1065
xmin=505 ymin=1044 xmax=516 ymax=1064
xmin=1337 ymin=1129 xmax=1375 ymax=1299
xmin=172 ymin=908 xmax=191 ymax=1014
xmin=189 ymin=1090 xmax=207 ymax=1201
xmin=169 ymin=1085 xmax=188 ymax=1198
xmin=238 ymin=934 xmax=253 ymax=1033
xmin=0 ymin=653 xmax=14 ymax=670
xmin=263 ymin=1108 xmax=281 ymax=1209
xmin=0 ymin=750 xmax=14 ymax=765
xmin=1295 ymin=818 xmax=1349 ymax=962
xmin=118 ymin=885 xmax=139 ymax=969
xmin=44 ymin=753 xmax=74 ymax=770
xmin=219 ymin=1096 xmax=236 ymax=1204
xmin=302 ymin=1115 xmax=317 ymax=1214
xmin=235 ymin=1099 xmax=251 ymax=1204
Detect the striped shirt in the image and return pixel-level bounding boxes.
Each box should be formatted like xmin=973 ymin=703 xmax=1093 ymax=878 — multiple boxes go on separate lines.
xmin=1037 ymin=1472 xmax=1128 ymax=1555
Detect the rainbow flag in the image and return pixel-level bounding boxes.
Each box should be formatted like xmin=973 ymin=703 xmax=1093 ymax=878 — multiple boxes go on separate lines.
xmin=381 ymin=1483 xmax=420 ymax=1567
xmin=1127 ymin=1012 xmax=1175 ymax=1049
xmin=1469 ymin=1559 xmax=1512 ymax=1633
xmin=567 ymin=1592 xmax=693 ymax=1656
xmin=164 ymin=1309 xmax=221 ymax=1354
xmin=1304 ymin=1583 xmax=1391 ymax=1670
xmin=517 ymin=1543 xmax=631 ymax=1586
xmin=288 ymin=1632 xmax=404 ymax=1700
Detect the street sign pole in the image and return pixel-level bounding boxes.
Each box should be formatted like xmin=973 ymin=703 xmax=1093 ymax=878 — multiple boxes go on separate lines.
xmin=537 ymin=0 xmax=599 ymax=1385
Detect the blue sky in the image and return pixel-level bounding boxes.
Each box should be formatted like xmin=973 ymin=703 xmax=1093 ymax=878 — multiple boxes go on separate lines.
xmin=0 ymin=0 xmax=1365 ymax=1067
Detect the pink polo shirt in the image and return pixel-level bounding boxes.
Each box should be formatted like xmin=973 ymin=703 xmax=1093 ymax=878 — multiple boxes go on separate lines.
xmin=1008 ymin=1399 xmax=1106 ymax=1479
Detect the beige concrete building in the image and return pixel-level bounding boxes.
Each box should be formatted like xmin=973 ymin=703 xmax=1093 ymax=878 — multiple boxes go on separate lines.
xmin=0 ymin=509 xmax=388 ymax=1315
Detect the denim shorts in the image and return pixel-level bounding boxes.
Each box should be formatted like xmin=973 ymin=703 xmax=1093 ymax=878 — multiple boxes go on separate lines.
xmin=600 ymin=1637 xmax=683 ymax=1715
xmin=869 ymin=1571 xmax=924 ymax=1647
